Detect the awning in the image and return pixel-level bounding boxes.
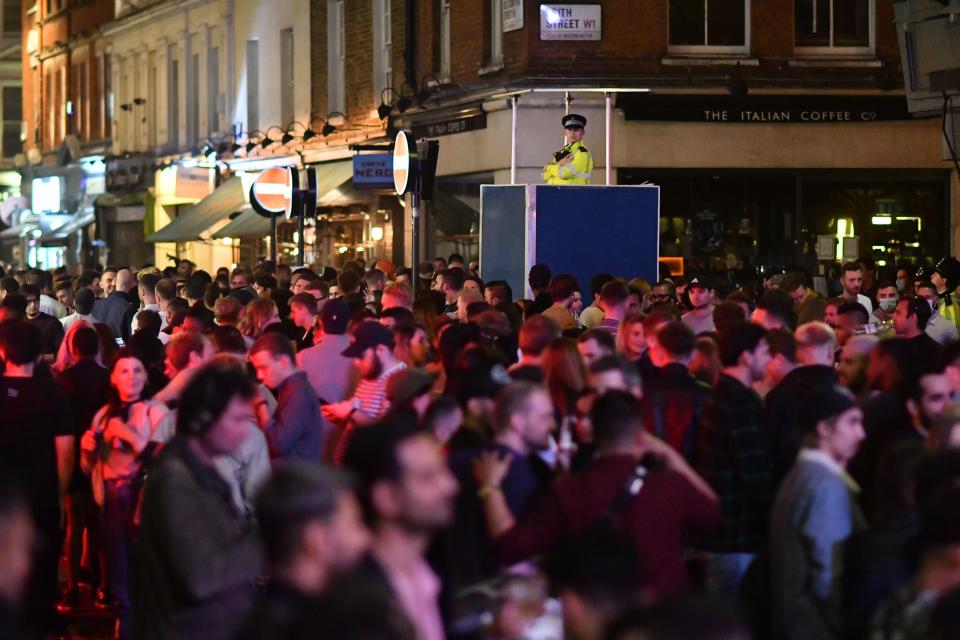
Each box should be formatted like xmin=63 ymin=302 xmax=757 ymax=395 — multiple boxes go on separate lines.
xmin=0 ymin=221 xmax=37 ymax=240
xmin=310 ymin=160 xmax=354 ymax=203
xmin=211 ymin=208 xmax=271 ymax=239
xmin=41 ymin=209 xmax=96 ymax=242
xmin=145 ymin=176 xmax=250 ymax=243
xmin=212 ymin=161 xmax=353 ymax=239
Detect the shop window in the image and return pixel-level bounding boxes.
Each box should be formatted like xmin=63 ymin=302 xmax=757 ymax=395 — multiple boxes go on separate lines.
xmin=669 ymin=0 xmax=750 ymax=55
xmin=795 ymin=0 xmax=873 ymax=54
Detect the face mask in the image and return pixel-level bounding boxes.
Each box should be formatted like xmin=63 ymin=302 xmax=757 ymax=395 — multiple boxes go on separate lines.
xmin=896 ymin=278 xmax=907 ymax=292
xmin=878 ymin=298 xmax=897 ymax=312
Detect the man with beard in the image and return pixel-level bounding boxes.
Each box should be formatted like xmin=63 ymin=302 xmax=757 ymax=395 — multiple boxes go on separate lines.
xmin=681 ymin=275 xmax=716 ymax=336
xmin=323 ymin=321 xmax=407 ymax=463
xmin=343 ymin=418 xmax=458 ymax=640
xmin=443 ymin=383 xmax=556 ymax=592
xmin=238 ymin=463 xmax=372 ymax=640
xmin=693 ymin=321 xmax=772 ymax=599
xmin=249 ymin=332 xmax=324 ymax=463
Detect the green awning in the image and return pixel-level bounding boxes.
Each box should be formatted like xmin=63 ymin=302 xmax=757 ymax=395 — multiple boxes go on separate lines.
xmin=145 ymin=176 xmax=250 ymax=243
xmin=212 ymin=208 xmax=271 ymax=239
xmin=212 ymin=160 xmax=353 ymax=239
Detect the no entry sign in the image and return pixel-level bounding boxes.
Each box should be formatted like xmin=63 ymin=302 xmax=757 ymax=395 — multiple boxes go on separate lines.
xmin=250 ymin=167 xmax=293 ymax=218
xmin=393 ymin=131 xmax=411 ymax=195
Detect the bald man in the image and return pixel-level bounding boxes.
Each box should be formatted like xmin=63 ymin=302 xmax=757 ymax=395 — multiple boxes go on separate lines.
xmin=92 ymin=268 xmax=139 ymax=340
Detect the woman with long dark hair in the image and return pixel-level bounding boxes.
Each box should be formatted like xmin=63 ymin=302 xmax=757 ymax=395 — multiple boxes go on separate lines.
xmin=79 ymin=349 xmax=171 ymax=635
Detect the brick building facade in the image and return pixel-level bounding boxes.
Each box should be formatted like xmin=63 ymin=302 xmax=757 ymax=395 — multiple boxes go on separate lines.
xmin=309 ymin=1 xmax=954 ymax=277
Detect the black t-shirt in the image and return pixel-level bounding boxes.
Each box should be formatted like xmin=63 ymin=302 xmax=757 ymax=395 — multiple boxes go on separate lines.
xmin=56 ymin=359 xmax=111 ymax=491
xmin=0 ymin=375 xmax=73 ymax=530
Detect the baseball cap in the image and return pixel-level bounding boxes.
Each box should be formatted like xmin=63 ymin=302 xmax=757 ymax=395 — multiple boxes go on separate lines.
xmin=686 ymin=274 xmax=712 ymax=290
xmin=341 ymin=320 xmax=394 ymax=358
xmin=387 ymin=368 xmax=436 ymax=405
xmin=321 ymin=297 xmax=349 ymax=335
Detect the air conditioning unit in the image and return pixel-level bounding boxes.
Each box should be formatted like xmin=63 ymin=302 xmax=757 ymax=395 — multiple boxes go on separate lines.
xmin=893 ymin=0 xmax=960 ymax=116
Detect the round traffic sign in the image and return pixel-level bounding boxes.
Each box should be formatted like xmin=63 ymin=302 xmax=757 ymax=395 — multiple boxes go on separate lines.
xmin=393 ymin=131 xmax=410 ymax=195
xmin=251 ymin=167 xmax=293 ymax=218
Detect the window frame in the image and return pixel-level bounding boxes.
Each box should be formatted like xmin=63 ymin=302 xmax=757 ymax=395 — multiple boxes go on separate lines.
xmin=794 ymin=0 xmax=875 ymax=57
xmin=667 ymin=0 xmax=752 ymax=56
xmin=326 ymin=0 xmax=345 ymax=113
xmin=439 ymin=0 xmax=451 ymax=81
xmin=489 ymin=0 xmax=504 ymax=67
xmin=372 ymin=0 xmax=392 ymax=106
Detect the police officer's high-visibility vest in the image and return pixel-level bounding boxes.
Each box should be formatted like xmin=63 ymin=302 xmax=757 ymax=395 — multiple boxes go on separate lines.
xmin=936 ymin=287 xmax=960 ymax=330
xmin=543 ymin=140 xmax=594 ymax=185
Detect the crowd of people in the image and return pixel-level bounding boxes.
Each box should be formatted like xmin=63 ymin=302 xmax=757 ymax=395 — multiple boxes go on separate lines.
xmin=1 ymin=252 xmax=960 ymax=640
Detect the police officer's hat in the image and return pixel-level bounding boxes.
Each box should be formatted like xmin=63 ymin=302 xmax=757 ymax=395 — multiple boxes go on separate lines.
xmin=562 ymin=113 xmax=587 ymax=129
xmin=934 ymin=257 xmax=960 ymax=286
xmin=915 ymin=265 xmax=930 ymax=281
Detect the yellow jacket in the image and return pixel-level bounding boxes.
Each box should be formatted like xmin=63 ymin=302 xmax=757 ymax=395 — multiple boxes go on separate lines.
xmin=543 ymin=141 xmax=594 ymax=185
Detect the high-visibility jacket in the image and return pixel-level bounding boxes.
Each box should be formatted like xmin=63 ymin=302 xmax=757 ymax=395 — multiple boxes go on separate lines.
xmin=936 ymin=287 xmax=960 ymax=329
xmin=543 ymin=141 xmax=594 ymax=185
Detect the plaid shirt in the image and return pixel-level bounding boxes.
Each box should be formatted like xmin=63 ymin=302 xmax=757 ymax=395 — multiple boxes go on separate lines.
xmin=692 ymin=374 xmax=773 ymax=552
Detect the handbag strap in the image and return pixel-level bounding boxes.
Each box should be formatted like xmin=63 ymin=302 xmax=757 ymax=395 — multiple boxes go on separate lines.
xmin=596 ymin=462 xmax=648 ymax=530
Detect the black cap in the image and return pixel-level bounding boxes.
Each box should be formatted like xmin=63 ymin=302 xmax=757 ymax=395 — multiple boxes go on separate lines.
xmin=799 ymin=385 xmax=857 ymax=434
xmin=341 ymin=320 xmax=394 ymax=358
xmin=686 ymin=274 xmax=712 ymax=290
xmin=321 ymin=297 xmax=349 ymax=335
xmin=562 ymin=113 xmax=587 ymax=128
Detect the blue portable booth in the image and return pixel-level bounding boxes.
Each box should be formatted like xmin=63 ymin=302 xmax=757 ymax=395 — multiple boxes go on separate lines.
xmin=479 ymin=184 xmax=661 ymax=299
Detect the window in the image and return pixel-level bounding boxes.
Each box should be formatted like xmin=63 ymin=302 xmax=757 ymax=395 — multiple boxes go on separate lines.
xmin=2 ymin=85 xmax=21 ymax=158
xmin=669 ymin=0 xmax=750 ymax=54
xmin=439 ymin=0 xmax=451 ymax=80
xmin=3 ymin=0 xmax=20 ymax=37
xmin=74 ymin=61 xmax=85 ymax=139
xmin=189 ymin=52 xmax=199 ymax=144
xmin=207 ymin=46 xmax=220 ymax=135
xmin=168 ymin=58 xmax=179 ymax=148
xmin=326 ymin=0 xmax=345 ymax=113
xmin=487 ymin=0 xmax=503 ymax=67
xmin=246 ymin=40 xmax=258 ymax=134
xmin=103 ymin=54 xmax=112 ymax=140
xmin=280 ymin=28 xmax=294 ymax=127
xmin=795 ymin=0 xmax=873 ymax=54
xmin=372 ymin=0 xmax=392 ymax=104
xmin=148 ymin=58 xmax=157 ymax=148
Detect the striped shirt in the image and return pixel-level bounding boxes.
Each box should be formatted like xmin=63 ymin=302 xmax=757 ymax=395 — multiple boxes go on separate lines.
xmin=334 ymin=362 xmax=407 ymax=464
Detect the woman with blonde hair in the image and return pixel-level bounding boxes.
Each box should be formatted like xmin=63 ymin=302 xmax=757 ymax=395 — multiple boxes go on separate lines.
xmin=616 ymin=311 xmax=646 ymax=363
xmin=239 ymin=298 xmax=280 ymax=340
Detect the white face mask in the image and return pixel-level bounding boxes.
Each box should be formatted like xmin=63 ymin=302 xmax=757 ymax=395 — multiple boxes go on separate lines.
xmin=878 ymin=298 xmax=897 ymax=312
xmin=896 ymin=278 xmax=908 ymax=292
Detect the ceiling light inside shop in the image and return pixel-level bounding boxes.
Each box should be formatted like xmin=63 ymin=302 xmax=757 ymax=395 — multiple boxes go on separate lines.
xmin=871 ymin=215 xmax=892 ymax=225
xmin=370 ymin=226 xmax=384 ymax=241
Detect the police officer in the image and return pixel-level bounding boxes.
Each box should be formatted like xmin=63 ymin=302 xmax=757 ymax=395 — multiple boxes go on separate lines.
xmin=931 ymin=256 xmax=960 ymax=329
xmin=543 ymin=113 xmax=595 ymax=185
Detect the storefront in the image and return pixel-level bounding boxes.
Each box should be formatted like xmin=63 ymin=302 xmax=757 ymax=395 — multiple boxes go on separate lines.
xmin=616 ymin=92 xmax=952 ymax=282
xmin=392 ymin=89 xmax=953 ymax=282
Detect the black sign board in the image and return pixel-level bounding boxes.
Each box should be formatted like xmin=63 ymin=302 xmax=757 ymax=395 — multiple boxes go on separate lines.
xmin=619 ymin=94 xmax=912 ymax=124
xmin=411 ymin=112 xmax=487 ymax=138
